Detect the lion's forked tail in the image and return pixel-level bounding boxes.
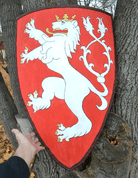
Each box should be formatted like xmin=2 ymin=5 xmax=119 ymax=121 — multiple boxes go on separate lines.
xmin=90 ymin=81 xmax=108 ymax=111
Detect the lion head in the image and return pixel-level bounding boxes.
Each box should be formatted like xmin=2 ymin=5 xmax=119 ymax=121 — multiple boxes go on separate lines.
xmin=52 ymin=20 xmax=80 ymax=58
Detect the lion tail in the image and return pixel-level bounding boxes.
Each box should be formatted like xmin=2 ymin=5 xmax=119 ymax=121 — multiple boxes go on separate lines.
xmin=89 ymin=82 xmax=108 ymax=110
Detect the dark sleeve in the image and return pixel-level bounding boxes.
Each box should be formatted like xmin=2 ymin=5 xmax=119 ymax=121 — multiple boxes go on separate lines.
xmin=0 ymin=156 xmax=30 ymax=178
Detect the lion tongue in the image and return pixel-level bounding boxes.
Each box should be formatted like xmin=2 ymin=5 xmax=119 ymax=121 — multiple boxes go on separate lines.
xmin=46 ymin=28 xmax=68 ymax=35
xmin=53 ymin=28 xmax=68 ymax=34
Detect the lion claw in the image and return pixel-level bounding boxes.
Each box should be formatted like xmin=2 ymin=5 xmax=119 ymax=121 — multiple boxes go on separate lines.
xmin=35 ymin=90 xmax=37 ymax=94
xmin=55 ymin=131 xmax=58 ymax=135
xmin=57 ymin=138 xmax=60 ymax=142
xmin=56 ymin=124 xmax=61 ymax=127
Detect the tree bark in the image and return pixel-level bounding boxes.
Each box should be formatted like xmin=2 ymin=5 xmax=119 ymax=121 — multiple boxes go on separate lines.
xmin=61 ymin=171 xmax=88 ymax=178
xmin=0 ymin=72 xmax=19 ymax=149
xmin=21 ymin=0 xmax=49 ymax=13
xmin=84 ymin=113 xmax=132 ymax=178
xmin=0 ymin=0 xmax=27 ymax=117
xmin=55 ymin=0 xmax=77 ymax=5
xmin=111 ymin=0 xmax=138 ymax=177
xmin=21 ymin=0 xmax=77 ymax=13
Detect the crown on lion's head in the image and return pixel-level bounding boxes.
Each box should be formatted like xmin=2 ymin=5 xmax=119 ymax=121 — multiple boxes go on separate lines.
xmin=55 ymin=14 xmax=76 ymax=22
xmin=46 ymin=13 xmax=80 ymax=59
xmin=53 ymin=14 xmax=80 ymax=59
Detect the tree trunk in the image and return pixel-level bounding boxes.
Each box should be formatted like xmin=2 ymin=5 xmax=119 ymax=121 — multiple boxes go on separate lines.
xmin=55 ymin=0 xmax=77 ymax=5
xmin=0 ymin=72 xmax=19 ymax=149
xmin=83 ymin=113 xmax=132 ymax=178
xmin=21 ymin=0 xmax=49 ymax=13
xmin=0 ymin=0 xmax=27 ymax=117
xmin=111 ymin=0 xmax=138 ymax=177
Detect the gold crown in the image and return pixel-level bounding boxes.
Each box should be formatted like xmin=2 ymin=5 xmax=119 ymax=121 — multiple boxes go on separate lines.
xmin=55 ymin=14 xmax=76 ymax=21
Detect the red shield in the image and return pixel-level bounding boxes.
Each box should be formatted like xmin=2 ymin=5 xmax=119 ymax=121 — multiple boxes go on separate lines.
xmin=16 ymin=6 xmax=116 ymax=170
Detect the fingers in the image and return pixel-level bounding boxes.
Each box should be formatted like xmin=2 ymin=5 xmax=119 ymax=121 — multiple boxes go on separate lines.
xmin=28 ymin=132 xmax=45 ymax=149
xmin=38 ymin=144 xmax=45 ymax=150
xmin=33 ymin=138 xmax=45 ymax=149
xmin=26 ymin=132 xmax=35 ymax=139
xmin=11 ymin=129 xmax=20 ymax=135
xmin=11 ymin=129 xmax=24 ymax=140
xmin=40 ymin=146 xmax=45 ymax=150
xmin=27 ymin=134 xmax=39 ymax=143
xmin=36 ymin=142 xmax=41 ymax=146
xmin=30 ymin=132 xmax=36 ymax=137
xmin=34 ymin=138 xmax=39 ymax=143
xmin=11 ymin=129 xmax=45 ymax=150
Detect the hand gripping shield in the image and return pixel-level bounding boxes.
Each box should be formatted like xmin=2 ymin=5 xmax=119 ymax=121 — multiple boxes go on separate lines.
xmin=16 ymin=6 xmax=116 ymax=170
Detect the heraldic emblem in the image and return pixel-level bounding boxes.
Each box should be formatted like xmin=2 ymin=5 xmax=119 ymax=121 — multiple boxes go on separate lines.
xmin=16 ymin=6 xmax=116 ymax=170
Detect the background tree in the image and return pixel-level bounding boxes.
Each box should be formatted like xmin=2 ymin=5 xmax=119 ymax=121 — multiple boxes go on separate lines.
xmin=78 ymin=0 xmax=117 ymax=16
xmin=0 ymin=0 xmax=137 ymax=177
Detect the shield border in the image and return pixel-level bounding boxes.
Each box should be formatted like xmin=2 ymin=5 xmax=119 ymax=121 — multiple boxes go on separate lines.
xmin=16 ymin=5 xmax=116 ymax=171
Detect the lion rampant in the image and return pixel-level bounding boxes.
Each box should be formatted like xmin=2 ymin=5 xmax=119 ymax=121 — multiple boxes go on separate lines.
xmin=20 ymin=16 xmax=108 ymax=142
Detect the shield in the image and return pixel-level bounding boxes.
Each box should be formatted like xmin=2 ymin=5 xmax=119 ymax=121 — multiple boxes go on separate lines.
xmin=16 ymin=6 xmax=116 ymax=170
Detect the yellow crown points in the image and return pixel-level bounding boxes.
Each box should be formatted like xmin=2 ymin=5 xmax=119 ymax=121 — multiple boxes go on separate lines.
xmin=55 ymin=14 xmax=76 ymax=21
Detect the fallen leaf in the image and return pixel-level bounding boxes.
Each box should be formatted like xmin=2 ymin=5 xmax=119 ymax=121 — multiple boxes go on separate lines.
xmin=3 ymin=151 xmax=14 ymax=161
xmin=0 ymin=142 xmax=5 ymax=149
xmin=0 ymin=158 xmax=4 ymax=163
xmin=0 ymin=148 xmax=6 ymax=155
xmin=30 ymin=172 xmax=36 ymax=178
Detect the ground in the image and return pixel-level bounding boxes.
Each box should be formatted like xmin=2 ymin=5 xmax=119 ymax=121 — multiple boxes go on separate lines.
xmin=0 ymin=60 xmax=35 ymax=177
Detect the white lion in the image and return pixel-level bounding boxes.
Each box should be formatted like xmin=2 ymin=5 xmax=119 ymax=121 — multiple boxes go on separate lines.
xmin=20 ymin=17 xmax=108 ymax=142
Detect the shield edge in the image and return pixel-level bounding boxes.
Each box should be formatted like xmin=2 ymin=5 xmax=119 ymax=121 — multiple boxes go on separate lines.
xmin=15 ymin=5 xmax=116 ymax=171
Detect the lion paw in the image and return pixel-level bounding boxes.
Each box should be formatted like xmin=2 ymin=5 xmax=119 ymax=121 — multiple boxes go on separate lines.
xmin=55 ymin=121 xmax=92 ymax=142
xmin=27 ymin=90 xmax=51 ymax=112
xmin=20 ymin=47 xmax=29 ymax=64
xmin=24 ymin=19 xmax=36 ymax=39
xmin=55 ymin=124 xmax=71 ymax=142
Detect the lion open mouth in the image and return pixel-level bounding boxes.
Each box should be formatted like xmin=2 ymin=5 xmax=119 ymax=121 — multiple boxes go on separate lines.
xmin=46 ymin=28 xmax=68 ymax=35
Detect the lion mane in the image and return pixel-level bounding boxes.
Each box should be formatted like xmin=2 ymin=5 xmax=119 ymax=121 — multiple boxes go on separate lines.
xmin=42 ymin=20 xmax=81 ymax=60
xmin=62 ymin=20 xmax=81 ymax=58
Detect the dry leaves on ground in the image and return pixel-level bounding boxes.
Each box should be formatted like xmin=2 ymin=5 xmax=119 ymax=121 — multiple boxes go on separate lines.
xmin=0 ymin=121 xmax=15 ymax=163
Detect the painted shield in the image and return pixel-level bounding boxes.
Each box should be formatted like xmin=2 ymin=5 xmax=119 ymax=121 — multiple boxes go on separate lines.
xmin=16 ymin=6 xmax=116 ymax=170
